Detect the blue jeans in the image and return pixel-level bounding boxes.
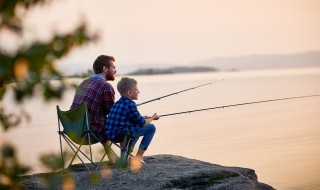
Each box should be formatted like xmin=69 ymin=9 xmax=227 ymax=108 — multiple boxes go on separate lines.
xmin=131 ymin=124 xmax=156 ymax=151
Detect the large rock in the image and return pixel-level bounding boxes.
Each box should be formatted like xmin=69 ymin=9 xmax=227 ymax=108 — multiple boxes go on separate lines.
xmin=19 ymin=154 xmax=275 ymax=190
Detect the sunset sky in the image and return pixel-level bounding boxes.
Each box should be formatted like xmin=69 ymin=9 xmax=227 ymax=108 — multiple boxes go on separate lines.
xmin=9 ymin=0 xmax=320 ymax=74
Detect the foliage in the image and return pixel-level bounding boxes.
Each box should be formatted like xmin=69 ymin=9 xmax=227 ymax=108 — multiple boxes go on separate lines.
xmin=0 ymin=144 xmax=29 ymax=190
xmin=39 ymin=152 xmax=74 ymax=189
xmin=0 ymin=0 xmax=98 ymax=189
xmin=40 ymin=152 xmax=72 ymax=172
xmin=0 ymin=0 xmax=97 ymax=130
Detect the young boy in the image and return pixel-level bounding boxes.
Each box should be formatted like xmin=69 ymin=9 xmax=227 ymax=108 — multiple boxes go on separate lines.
xmin=105 ymin=77 xmax=159 ymax=164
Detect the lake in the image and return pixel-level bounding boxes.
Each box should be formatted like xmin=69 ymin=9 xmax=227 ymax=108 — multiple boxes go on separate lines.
xmin=1 ymin=67 xmax=320 ymax=189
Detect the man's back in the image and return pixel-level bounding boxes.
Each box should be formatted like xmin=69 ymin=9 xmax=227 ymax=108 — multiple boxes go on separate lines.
xmin=71 ymin=75 xmax=115 ymax=142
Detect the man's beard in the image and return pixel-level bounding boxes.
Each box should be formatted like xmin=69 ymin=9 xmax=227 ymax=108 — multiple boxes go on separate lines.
xmin=106 ymin=73 xmax=115 ymax=81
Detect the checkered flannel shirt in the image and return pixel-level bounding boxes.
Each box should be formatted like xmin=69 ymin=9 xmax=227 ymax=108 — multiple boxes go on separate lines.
xmin=71 ymin=74 xmax=115 ymax=143
xmin=105 ymin=96 xmax=146 ymax=140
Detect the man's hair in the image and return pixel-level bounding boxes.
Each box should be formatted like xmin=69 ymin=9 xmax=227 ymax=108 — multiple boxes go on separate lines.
xmin=117 ymin=77 xmax=137 ymax=96
xmin=93 ymin=55 xmax=115 ymax=74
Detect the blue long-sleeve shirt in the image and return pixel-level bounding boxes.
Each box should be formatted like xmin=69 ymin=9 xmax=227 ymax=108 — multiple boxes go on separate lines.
xmin=105 ymin=96 xmax=146 ymax=140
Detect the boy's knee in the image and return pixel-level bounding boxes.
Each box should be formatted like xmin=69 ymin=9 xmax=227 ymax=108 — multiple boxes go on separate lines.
xmin=149 ymin=124 xmax=156 ymax=132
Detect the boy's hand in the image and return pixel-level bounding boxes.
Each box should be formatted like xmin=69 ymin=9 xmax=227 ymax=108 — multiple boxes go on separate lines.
xmin=152 ymin=113 xmax=160 ymax=120
xmin=143 ymin=113 xmax=159 ymax=126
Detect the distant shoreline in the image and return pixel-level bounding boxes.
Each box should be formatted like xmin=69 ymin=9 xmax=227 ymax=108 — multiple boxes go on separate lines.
xmin=64 ymin=51 xmax=320 ymax=77
xmin=126 ymin=66 xmax=218 ymax=76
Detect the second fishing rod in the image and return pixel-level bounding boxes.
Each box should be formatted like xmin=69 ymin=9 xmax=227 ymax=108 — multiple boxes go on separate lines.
xmin=158 ymin=94 xmax=320 ymax=118
xmin=136 ymin=79 xmax=224 ymax=106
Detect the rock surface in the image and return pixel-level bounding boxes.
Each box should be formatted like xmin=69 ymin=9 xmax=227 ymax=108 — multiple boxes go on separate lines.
xmin=19 ymin=154 xmax=275 ymax=190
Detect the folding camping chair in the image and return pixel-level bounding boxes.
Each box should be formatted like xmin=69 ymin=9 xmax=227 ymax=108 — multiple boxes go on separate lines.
xmin=56 ymin=103 xmax=133 ymax=171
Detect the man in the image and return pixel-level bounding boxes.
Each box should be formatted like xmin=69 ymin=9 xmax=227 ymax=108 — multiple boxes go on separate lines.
xmin=71 ymin=55 xmax=117 ymax=160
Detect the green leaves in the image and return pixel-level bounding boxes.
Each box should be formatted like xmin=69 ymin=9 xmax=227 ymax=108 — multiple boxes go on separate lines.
xmin=0 ymin=106 xmax=22 ymax=130
xmin=0 ymin=143 xmax=30 ymax=190
xmin=0 ymin=0 xmax=50 ymax=32
xmin=0 ymin=0 xmax=98 ymax=130
xmin=0 ymin=0 xmax=100 ymax=189
xmin=0 ymin=23 xmax=96 ymax=101
xmin=40 ymin=152 xmax=70 ymax=172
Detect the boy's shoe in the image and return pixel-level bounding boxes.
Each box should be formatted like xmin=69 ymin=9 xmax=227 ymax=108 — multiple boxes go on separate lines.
xmin=129 ymin=156 xmax=144 ymax=173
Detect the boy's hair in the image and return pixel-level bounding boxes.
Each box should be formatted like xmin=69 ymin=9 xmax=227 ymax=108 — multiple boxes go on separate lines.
xmin=117 ymin=77 xmax=138 ymax=96
xmin=93 ymin=55 xmax=115 ymax=74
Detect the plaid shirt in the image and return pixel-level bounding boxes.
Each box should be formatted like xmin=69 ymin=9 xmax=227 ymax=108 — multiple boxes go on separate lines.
xmin=105 ymin=96 xmax=146 ymax=140
xmin=71 ymin=74 xmax=115 ymax=143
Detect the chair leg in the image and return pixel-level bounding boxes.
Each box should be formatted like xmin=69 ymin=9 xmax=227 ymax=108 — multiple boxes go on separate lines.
xmin=116 ymin=136 xmax=133 ymax=167
xmin=62 ymin=135 xmax=91 ymax=171
xmin=58 ymin=133 xmax=65 ymax=170
xmin=122 ymin=137 xmax=133 ymax=161
xmin=95 ymin=143 xmax=118 ymax=171
xmin=65 ymin=136 xmax=97 ymax=167
xmin=88 ymin=133 xmax=93 ymax=162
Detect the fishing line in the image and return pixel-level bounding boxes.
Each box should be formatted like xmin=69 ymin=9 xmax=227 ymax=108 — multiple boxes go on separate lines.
xmin=159 ymin=94 xmax=320 ymax=117
xmin=137 ymin=79 xmax=224 ymax=106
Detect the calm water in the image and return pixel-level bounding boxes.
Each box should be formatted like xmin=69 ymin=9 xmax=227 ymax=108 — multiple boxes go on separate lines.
xmin=1 ymin=67 xmax=320 ymax=190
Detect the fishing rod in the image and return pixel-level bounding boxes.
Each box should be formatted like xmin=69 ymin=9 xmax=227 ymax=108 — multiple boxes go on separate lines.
xmin=159 ymin=94 xmax=320 ymax=117
xmin=137 ymin=79 xmax=224 ymax=106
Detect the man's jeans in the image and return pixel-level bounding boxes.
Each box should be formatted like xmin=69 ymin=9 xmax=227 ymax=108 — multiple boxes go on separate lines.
xmin=131 ymin=124 xmax=156 ymax=151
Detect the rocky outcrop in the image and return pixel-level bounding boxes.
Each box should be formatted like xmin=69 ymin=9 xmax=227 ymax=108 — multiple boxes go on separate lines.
xmin=19 ymin=154 xmax=275 ymax=190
